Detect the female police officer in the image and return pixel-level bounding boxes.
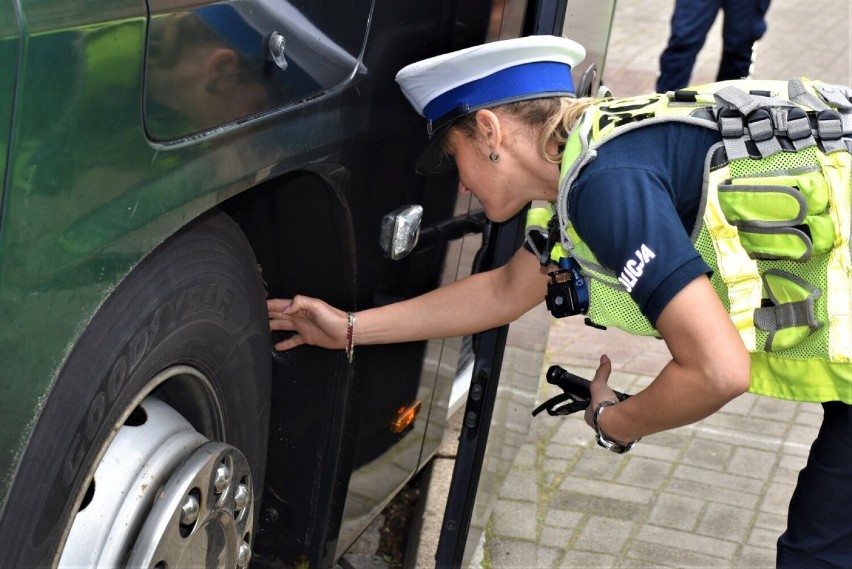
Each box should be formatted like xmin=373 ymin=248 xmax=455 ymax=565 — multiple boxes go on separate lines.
xmin=268 ymin=35 xmax=852 ymax=567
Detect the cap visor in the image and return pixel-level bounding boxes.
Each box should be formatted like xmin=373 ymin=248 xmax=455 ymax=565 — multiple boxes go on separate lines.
xmin=415 ymin=126 xmax=456 ymax=175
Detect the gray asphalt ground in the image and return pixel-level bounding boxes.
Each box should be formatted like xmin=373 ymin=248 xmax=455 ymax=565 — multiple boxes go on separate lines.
xmin=344 ymin=1 xmax=852 ymax=567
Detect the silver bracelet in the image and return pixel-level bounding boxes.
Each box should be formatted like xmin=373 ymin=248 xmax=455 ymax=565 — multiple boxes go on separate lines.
xmin=593 ymin=399 xmax=638 ymax=454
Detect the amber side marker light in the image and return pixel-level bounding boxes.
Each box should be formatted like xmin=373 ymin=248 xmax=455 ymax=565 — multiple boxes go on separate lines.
xmin=390 ymin=400 xmax=422 ymax=433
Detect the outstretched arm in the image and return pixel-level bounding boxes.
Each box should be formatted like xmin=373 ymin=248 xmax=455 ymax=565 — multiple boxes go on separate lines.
xmin=584 ymin=275 xmax=751 ymax=443
xmin=268 ymin=247 xmax=550 ymax=352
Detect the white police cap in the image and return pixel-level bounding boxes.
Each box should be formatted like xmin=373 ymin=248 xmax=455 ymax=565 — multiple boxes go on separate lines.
xmin=396 ymin=35 xmax=586 ymax=174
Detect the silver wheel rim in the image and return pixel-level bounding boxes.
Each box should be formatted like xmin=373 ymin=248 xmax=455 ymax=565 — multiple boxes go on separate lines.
xmin=57 ymin=373 xmax=253 ymax=568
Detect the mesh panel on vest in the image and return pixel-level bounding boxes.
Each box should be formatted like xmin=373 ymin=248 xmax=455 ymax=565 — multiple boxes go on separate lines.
xmin=755 ymin=256 xmax=831 ymax=358
xmin=725 ymin=145 xmax=830 ymax=360
xmin=587 ymin=278 xmax=657 ymax=336
xmin=728 ymin=146 xmax=820 ymax=178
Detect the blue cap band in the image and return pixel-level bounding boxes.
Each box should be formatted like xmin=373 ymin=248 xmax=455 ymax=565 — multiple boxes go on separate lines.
xmin=422 ymin=61 xmax=575 ymax=122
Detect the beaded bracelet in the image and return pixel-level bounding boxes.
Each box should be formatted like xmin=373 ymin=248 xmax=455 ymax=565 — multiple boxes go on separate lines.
xmin=345 ymin=312 xmax=356 ymax=364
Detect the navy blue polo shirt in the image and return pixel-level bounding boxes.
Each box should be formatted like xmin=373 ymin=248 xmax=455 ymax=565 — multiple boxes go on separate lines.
xmin=566 ymin=122 xmax=721 ymax=326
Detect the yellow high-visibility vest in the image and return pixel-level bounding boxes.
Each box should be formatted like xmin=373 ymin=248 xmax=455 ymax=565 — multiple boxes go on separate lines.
xmin=535 ymin=78 xmax=852 ymax=403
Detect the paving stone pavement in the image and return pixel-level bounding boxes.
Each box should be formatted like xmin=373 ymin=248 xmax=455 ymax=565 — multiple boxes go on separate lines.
xmin=477 ymin=315 xmax=823 ymax=568
xmin=475 ymin=1 xmax=852 ymax=568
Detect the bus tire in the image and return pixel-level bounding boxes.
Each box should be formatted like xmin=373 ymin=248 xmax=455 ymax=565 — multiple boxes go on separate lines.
xmin=0 ymin=209 xmax=271 ymax=568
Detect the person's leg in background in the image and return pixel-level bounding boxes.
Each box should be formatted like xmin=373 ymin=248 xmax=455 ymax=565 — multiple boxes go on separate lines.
xmin=777 ymin=402 xmax=852 ymax=568
xmin=657 ymin=0 xmax=723 ymax=92
xmin=716 ymin=0 xmax=771 ymax=80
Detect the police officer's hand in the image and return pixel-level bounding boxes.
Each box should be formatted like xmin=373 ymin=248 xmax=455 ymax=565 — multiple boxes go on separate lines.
xmin=267 ymin=296 xmax=348 ymax=352
xmin=584 ymin=354 xmax=619 ymax=429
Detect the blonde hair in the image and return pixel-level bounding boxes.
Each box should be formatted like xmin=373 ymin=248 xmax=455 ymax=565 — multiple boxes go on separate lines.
xmin=445 ymin=96 xmax=597 ymax=164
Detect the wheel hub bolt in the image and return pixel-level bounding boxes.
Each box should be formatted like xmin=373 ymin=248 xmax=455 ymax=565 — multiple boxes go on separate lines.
xmin=234 ymin=483 xmax=250 ymax=512
xmin=180 ymin=493 xmax=200 ymax=526
xmin=213 ymin=464 xmax=231 ymax=493
xmin=236 ymin=542 xmax=252 ymax=567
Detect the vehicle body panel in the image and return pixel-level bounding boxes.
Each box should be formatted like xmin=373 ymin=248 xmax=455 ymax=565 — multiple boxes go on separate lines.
xmin=0 ymin=0 xmax=495 ymax=563
xmin=0 ymin=0 xmax=373 ymax=500
xmin=0 ymin=0 xmax=611 ymax=564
